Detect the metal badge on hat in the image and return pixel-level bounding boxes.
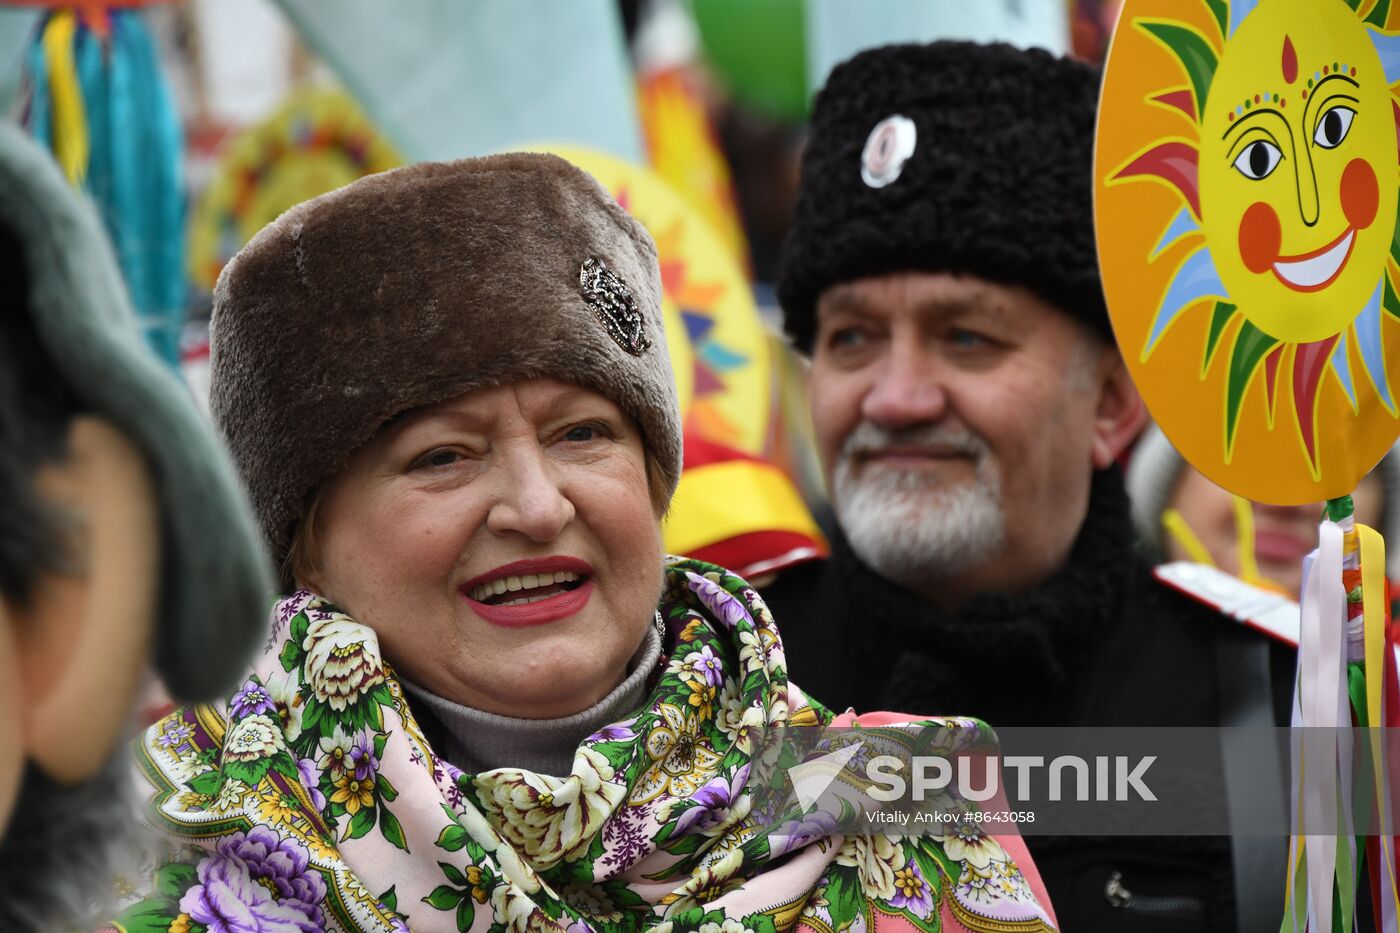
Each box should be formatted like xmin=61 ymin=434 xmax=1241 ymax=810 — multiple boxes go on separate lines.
xmin=860 ymin=115 xmax=916 ymax=189
xmin=580 ymin=256 xmax=650 ymax=355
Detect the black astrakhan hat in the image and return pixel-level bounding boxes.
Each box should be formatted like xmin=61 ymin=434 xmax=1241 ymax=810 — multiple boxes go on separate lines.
xmin=778 ymin=41 xmax=1109 ymax=352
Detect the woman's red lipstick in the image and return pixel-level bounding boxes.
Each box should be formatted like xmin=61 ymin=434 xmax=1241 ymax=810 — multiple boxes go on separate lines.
xmin=460 ymin=557 xmax=593 ymax=628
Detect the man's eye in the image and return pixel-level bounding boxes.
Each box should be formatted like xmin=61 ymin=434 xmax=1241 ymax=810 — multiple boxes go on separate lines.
xmin=950 ymin=329 xmax=987 ymax=348
xmin=828 ymin=327 xmax=867 ymax=349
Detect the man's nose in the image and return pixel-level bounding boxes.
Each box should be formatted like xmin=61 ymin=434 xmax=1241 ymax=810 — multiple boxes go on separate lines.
xmin=859 ymin=344 xmax=948 ymax=428
xmin=485 ymin=448 xmax=576 ymax=542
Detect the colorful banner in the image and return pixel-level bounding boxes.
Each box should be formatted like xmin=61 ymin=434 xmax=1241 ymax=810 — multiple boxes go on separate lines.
xmin=637 ymin=65 xmax=750 ymax=275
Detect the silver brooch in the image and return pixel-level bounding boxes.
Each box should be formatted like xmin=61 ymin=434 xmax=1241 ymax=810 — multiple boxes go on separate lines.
xmin=579 ymin=257 xmax=649 ymax=355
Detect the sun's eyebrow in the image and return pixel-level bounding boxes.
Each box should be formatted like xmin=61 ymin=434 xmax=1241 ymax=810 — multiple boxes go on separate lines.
xmin=1302 ymin=73 xmax=1360 ymax=124
xmin=1222 ymin=107 xmax=1287 ymax=142
xmin=1308 ymin=73 xmax=1360 ymax=99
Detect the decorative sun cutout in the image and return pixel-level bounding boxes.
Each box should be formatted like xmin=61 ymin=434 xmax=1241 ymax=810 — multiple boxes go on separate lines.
xmin=1098 ymin=0 xmax=1400 ymax=502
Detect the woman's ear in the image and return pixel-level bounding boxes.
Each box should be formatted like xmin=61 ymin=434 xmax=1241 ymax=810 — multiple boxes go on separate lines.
xmin=14 ymin=416 xmax=160 ymax=784
xmin=1091 ymin=353 xmax=1148 ymax=470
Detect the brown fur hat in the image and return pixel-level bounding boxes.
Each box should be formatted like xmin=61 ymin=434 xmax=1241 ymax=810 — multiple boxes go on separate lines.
xmin=210 ymin=152 xmax=679 ymax=584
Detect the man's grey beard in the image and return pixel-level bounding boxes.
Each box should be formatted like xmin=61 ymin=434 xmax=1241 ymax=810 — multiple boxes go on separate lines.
xmin=832 ymin=422 xmax=1005 ymax=590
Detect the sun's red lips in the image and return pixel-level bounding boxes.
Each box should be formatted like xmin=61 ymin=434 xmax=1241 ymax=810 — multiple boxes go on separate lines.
xmin=1270 ymin=226 xmax=1356 ymax=292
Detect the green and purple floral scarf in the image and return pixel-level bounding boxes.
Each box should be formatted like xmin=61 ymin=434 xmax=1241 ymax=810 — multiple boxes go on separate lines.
xmin=110 ymin=558 xmax=1056 ymax=933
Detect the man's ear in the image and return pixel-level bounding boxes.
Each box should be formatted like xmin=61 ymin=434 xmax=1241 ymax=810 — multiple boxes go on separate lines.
xmin=1091 ymin=352 xmax=1147 ymax=470
xmin=14 ymin=416 xmax=160 ymax=784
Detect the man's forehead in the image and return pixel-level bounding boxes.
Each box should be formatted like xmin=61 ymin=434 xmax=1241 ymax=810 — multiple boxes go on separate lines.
xmin=815 ymin=273 xmax=1025 ymax=321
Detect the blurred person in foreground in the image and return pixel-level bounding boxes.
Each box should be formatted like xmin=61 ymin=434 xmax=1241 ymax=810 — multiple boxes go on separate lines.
xmin=761 ymin=41 xmax=1294 ymax=932
xmin=1128 ymin=423 xmax=1395 ymax=598
xmin=112 ymin=152 xmax=1058 ymax=932
xmin=0 ymin=124 xmax=267 ymax=930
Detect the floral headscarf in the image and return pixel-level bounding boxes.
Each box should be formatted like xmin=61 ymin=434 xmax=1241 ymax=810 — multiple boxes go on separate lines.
xmin=111 ymin=559 xmax=1056 ymax=932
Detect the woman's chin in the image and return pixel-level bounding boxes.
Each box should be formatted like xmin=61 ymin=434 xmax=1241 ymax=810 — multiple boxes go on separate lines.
xmin=476 ymin=676 xmax=616 ymax=719
xmin=446 ymin=642 xmax=633 ymax=719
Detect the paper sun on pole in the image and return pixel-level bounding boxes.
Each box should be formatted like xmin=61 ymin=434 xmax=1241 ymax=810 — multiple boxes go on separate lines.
xmin=1096 ymin=0 xmax=1400 ymax=928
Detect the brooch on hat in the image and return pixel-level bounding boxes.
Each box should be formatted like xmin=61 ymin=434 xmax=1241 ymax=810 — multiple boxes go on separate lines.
xmin=579 ymin=256 xmax=649 ymax=355
xmin=861 ymin=115 xmax=917 ymax=189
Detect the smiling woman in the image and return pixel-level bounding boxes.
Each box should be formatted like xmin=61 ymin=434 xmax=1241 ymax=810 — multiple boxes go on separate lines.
xmin=113 ymin=152 xmax=1059 ymax=933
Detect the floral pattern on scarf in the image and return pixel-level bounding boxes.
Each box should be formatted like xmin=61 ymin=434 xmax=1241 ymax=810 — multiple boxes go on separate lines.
xmin=113 ymin=558 xmax=1055 ymax=933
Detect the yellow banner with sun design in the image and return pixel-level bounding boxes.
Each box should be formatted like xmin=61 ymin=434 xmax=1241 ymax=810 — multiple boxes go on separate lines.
xmin=1096 ymin=0 xmax=1400 ymax=504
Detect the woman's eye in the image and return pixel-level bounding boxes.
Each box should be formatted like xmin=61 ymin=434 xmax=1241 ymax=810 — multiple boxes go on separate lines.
xmin=412 ymin=449 xmax=463 ymax=470
xmin=1314 ymin=105 xmax=1356 ymax=149
xmin=563 ymin=424 xmax=602 ymax=443
xmin=1233 ymin=139 xmax=1282 ymax=180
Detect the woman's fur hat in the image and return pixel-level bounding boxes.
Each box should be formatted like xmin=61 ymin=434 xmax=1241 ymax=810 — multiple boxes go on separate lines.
xmin=210 ymin=152 xmax=680 ymax=584
xmin=0 ymin=123 xmax=270 ymax=700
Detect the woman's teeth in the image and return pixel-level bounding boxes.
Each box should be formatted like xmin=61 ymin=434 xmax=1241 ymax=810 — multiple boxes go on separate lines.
xmin=469 ymin=570 xmax=580 ymax=603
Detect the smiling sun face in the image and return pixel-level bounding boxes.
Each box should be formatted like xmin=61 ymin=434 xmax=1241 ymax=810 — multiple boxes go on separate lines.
xmin=1201 ymin=1 xmax=1396 ymax=342
xmin=1098 ymin=0 xmax=1400 ymax=503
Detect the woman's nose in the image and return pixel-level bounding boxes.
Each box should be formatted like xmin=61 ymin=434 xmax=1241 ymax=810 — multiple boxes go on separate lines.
xmin=485 ymin=451 xmax=576 ymax=542
xmin=859 ymin=347 xmax=949 ymax=428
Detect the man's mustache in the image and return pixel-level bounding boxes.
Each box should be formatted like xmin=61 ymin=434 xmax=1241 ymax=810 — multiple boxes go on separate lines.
xmin=839 ymin=422 xmax=990 ymax=460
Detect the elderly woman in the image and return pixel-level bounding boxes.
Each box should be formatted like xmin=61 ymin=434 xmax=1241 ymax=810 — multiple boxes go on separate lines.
xmin=117 ymin=154 xmax=1057 ymax=932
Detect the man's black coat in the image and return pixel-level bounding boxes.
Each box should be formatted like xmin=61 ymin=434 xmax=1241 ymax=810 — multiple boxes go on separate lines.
xmin=761 ymin=468 xmax=1297 ymax=933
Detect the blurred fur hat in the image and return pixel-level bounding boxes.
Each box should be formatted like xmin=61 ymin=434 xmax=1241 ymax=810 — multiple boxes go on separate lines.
xmin=210 ymin=152 xmax=680 ymax=587
xmin=0 ymin=123 xmax=271 ymax=701
xmin=778 ymin=41 xmax=1108 ymax=352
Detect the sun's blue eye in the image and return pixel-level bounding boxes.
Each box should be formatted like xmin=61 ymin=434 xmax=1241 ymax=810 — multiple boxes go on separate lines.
xmin=1233 ymin=139 xmax=1282 ymax=180
xmin=1314 ymin=105 xmax=1355 ymax=149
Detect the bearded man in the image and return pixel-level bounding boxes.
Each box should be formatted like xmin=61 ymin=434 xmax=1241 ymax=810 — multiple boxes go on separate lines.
xmin=762 ymin=41 xmax=1297 ymax=932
